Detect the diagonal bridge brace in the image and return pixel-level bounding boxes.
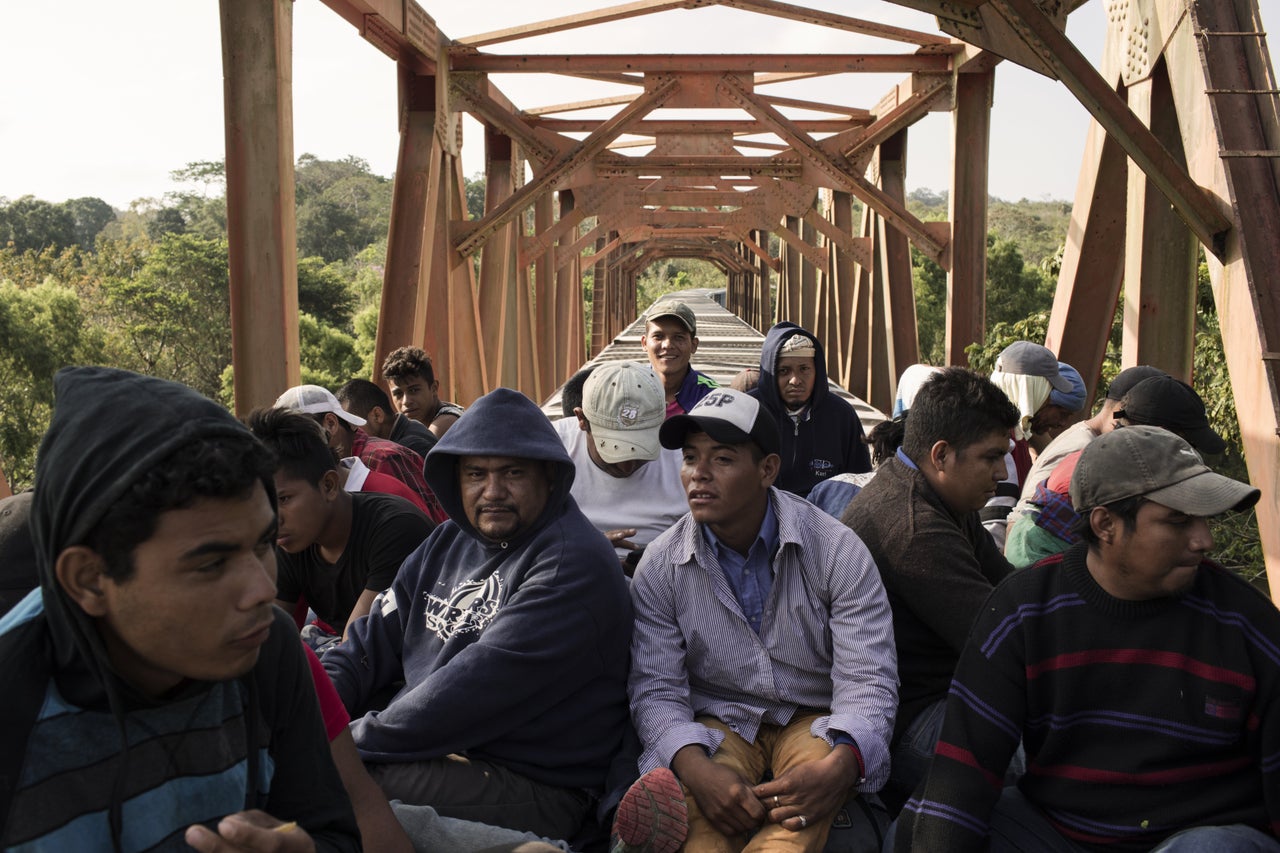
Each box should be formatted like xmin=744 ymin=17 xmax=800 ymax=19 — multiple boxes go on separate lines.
xmin=453 ymin=76 xmax=681 ymax=260
xmin=717 ymin=74 xmax=951 ymax=269
xmin=989 ymin=0 xmax=1232 ymax=258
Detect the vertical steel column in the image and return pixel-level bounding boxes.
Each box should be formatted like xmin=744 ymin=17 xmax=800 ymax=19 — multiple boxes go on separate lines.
xmin=590 ymin=236 xmax=607 ymax=357
xmin=831 ymin=191 xmax=857 ymax=388
xmin=1122 ymin=66 xmax=1197 ymax=380
xmin=1045 ymin=123 xmax=1128 ymax=404
xmin=946 ymin=69 xmax=994 ymax=366
xmin=878 ymin=132 xmax=918 ymax=399
xmin=377 ymin=64 xmax=437 ymax=385
xmin=478 ymin=130 xmax=518 ymax=388
xmin=555 ymin=190 xmax=585 ymax=377
xmin=534 ymin=193 xmax=555 ymax=397
xmin=220 ymin=0 xmax=298 ymax=413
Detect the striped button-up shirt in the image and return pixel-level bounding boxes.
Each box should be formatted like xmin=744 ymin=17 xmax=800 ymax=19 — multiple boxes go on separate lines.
xmin=629 ymin=487 xmax=898 ymax=790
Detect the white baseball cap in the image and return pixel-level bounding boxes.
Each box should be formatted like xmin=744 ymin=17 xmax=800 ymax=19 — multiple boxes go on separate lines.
xmin=274 ymin=384 xmax=367 ymax=427
xmin=582 ymin=362 xmax=665 ymax=463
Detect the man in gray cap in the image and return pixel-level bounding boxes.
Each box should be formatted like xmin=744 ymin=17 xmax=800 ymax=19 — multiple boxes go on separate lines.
xmin=895 ymin=426 xmax=1277 ymax=852
xmin=640 ymin=298 xmax=718 ymax=417
xmin=555 ymin=361 xmax=685 ymax=567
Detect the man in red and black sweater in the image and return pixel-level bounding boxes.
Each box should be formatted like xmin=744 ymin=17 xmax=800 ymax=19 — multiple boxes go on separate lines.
xmin=896 ymin=426 xmax=1279 ymax=852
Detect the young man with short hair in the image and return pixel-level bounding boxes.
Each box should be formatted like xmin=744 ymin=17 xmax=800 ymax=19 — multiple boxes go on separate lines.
xmin=750 ymin=321 xmax=871 ymax=496
xmin=842 ymin=367 xmax=1019 ymax=809
xmin=337 ymin=377 xmax=436 ymax=458
xmin=275 ymin=383 xmax=445 ymax=523
xmin=246 ymin=407 xmax=434 ymax=642
xmin=382 ymin=346 xmax=466 ymax=439
xmin=896 ymin=426 xmax=1277 ymax=852
xmin=0 ymin=367 xmax=358 ymax=852
xmin=640 ymin=298 xmax=718 ymax=417
xmin=627 ymin=388 xmax=897 ymax=852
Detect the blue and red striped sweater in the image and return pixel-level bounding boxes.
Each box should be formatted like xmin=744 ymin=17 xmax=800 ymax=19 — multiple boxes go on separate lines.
xmin=898 ymin=543 xmax=1280 ymax=852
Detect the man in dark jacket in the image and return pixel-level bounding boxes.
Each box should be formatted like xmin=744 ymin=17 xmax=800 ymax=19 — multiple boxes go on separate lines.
xmin=337 ymin=376 xmax=437 ymax=458
xmin=323 ymin=387 xmax=634 ymax=842
xmin=842 ymin=367 xmax=1019 ymax=810
xmin=0 ymin=367 xmax=358 ymax=852
xmin=749 ymin=322 xmax=871 ymax=496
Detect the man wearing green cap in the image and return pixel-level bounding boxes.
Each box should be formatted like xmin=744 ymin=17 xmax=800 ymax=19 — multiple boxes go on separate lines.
xmin=895 ymin=426 xmax=1278 ymax=852
xmin=641 ymin=298 xmax=719 ymax=417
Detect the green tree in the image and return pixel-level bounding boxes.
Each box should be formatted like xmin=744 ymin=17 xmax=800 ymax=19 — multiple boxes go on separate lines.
xmin=465 ymin=173 xmax=486 ymax=221
xmin=0 ymin=280 xmax=104 ymax=488
xmin=0 ymin=196 xmax=77 ymax=253
xmin=100 ymin=233 xmax=231 ymax=399
xmin=297 ymin=256 xmax=357 ymax=329
xmin=299 ymin=312 xmax=363 ymax=388
xmin=985 ymin=236 xmax=1055 ymax=328
xmin=62 ymin=197 xmax=117 ymax=248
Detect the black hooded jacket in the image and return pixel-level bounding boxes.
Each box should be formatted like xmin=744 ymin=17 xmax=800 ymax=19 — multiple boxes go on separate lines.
xmin=750 ymin=322 xmax=872 ymax=496
xmin=0 ymin=367 xmax=357 ymax=852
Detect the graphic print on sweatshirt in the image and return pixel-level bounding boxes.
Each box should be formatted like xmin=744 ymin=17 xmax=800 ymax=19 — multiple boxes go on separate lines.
xmin=424 ymin=572 xmax=504 ymax=640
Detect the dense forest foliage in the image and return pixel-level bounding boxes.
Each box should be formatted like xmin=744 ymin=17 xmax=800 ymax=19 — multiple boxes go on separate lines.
xmin=0 ymin=161 xmax=1259 ymax=579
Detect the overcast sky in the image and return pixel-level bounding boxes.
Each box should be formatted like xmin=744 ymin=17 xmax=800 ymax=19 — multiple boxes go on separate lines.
xmin=2 ymin=0 xmax=1273 ymax=209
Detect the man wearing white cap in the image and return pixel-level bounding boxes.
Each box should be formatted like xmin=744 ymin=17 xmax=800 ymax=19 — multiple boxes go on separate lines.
xmin=895 ymin=426 xmax=1277 ymax=852
xmin=623 ymin=388 xmax=897 ymax=853
xmin=556 ymin=361 xmax=686 ymax=568
xmin=275 ymin=384 xmax=444 ymax=523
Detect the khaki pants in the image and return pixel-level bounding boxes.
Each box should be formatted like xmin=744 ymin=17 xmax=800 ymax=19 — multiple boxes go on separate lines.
xmin=684 ymin=714 xmax=854 ymax=853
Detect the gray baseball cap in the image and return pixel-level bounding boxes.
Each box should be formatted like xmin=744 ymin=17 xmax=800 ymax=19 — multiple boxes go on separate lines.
xmin=994 ymin=341 xmax=1072 ymax=393
xmin=1070 ymin=425 xmax=1258 ymax=516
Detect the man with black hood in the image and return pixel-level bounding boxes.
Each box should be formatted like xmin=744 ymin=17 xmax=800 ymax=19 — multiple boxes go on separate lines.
xmin=750 ymin=322 xmax=871 ymax=496
xmin=322 ymin=387 xmax=634 ymax=842
xmin=0 ymin=367 xmax=358 ymax=852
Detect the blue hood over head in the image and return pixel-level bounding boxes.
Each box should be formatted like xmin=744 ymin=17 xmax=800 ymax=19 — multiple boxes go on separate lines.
xmin=424 ymin=387 xmax=576 ymax=544
xmin=755 ymin=322 xmax=830 ymax=414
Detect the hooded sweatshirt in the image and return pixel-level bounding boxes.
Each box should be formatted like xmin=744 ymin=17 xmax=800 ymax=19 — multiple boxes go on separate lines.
xmin=0 ymin=367 xmax=358 ymax=853
xmin=751 ymin=322 xmax=872 ymax=496
xmin=322 ymin=388 xmax=633 ymax=791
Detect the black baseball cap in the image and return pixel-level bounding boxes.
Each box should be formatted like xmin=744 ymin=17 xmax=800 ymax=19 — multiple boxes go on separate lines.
xmin=1115 ymin=375 xmax=1225 ymax=455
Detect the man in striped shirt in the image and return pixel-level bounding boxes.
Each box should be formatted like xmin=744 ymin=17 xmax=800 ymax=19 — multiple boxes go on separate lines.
xmin=896 ymin=426 xmax=1278 ymax=852
xmin=625 ymin=389 xmax=897 ymax=853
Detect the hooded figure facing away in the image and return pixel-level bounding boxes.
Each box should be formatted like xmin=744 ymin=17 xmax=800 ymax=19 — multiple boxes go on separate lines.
xmin=0 ymin=367 xmax=358 ymax=853
xmin=322 ymin=387 xmax=634 ymax=842
xmin=750 ymin=322 xmax=871 ymax=496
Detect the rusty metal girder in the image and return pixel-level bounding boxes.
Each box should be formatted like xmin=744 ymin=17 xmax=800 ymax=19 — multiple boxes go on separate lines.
xmin=717 ymin=74 xmax=952 ymax=268
xmin=451 ymin=54 xmax=953 ymax=74
xmin=453 ymin=76 xmax=680 ymax=257
xmin=448 ymin=74 xmax=563 ymax=165
xmin=988 ymin=0 xmax=1233 ymax=257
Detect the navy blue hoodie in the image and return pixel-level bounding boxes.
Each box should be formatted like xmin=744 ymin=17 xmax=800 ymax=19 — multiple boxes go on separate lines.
xmin=751 ymin=323 xmax=872 ymax=496
xmin=323 ymin=388 xmax=633 ymax=791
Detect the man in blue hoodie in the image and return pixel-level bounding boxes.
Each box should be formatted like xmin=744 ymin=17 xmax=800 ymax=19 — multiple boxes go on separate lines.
xmin=323 ymin=387 xmax=634 ymax=842
xmin=750 ymin=322 xmax=871 ymax=496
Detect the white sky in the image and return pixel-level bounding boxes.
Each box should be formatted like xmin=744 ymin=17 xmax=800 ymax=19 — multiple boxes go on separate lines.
xmin=1 ymin=0 xmax=1274 ymax=210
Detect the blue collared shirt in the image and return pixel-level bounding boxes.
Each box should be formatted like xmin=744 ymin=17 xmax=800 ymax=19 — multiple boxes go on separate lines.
xmin=629 ymin=488 xmax=899 ymax=790
xmin=704 ymin=501 xmax=779 ymax=635
xmin=896 ymin=447 xmax=918 ymax=470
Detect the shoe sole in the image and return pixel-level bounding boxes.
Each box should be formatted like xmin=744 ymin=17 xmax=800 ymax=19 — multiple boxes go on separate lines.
xmin=613 ymin=767 xmax=688 ymax=853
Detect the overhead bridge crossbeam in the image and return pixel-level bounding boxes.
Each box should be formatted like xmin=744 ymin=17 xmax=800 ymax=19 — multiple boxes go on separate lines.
xmin=223 ymin=0 xmax=1280 ymax=597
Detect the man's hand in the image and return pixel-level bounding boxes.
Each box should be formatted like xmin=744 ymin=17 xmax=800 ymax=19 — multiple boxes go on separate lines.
xmin=185 ymin=811 xmax=315 ymax=852
xmin=605 ymin=528 xmax=639 ymax=551
xmin=753 ymin=747 xmax=860 ymax=833
xmin=672 ymin=745 xmax=767 ymax=837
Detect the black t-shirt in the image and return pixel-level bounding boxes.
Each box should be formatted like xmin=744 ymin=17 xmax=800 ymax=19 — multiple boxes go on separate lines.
xmin=276 ymin=491 xmax=433 ymax=630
